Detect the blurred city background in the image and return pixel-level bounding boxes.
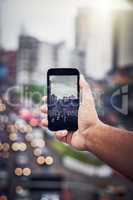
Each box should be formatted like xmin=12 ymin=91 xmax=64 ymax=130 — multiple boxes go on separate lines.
xmin=0 ymin=0 xmax=133 ymax=199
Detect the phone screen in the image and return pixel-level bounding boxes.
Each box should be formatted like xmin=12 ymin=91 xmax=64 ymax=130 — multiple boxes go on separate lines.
xmin=48 ymin=69 xmax=79 ymax=131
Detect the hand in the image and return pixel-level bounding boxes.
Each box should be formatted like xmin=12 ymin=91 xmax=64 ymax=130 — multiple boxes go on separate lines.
xmin=40 ymin=76 xmax=102 ymax=151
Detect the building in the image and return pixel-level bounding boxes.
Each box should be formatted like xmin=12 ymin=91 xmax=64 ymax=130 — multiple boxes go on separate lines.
xmin=16 ymin=34 xmax=40 ymax=85
xmin=75 ymin=7 xmax=113 ymax=79
xmin=17 ymin=34 xmax=66 ymax=85
xmin=17 ymin=34 xmax=55 ymax=85
xmin=0 ymin=49 xmax=17 ymax=85
xmin=114 ymin=8 xmax=133 ymax=68
xmin=36 ymin=41 xmax=65 ymax=85
xmin=57 ymin=42 xmax=86 ymax=75
xmin=57 ymin=42 xmax=71 ymax=68
xmin=70 ymin=49 xmax=86 ymax=75
xmin=17 ymin=33 xmax=86 ymax=86
xmin=75 ymin=4 xmax=133 ymax=79
xmin=75 ymin=8 xmax=90 ymax=52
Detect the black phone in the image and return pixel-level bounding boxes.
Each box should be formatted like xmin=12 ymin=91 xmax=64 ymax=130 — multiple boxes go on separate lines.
xmin=47 ymin=68 xmax=80 ymax=131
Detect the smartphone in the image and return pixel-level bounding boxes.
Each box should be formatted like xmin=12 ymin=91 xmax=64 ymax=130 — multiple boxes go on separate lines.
xmin=47 ymin=68 xmax=80 ymax=131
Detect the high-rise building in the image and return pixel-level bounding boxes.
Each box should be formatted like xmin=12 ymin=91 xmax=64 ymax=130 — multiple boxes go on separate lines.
xmin=33 ymin=41 xmax=61 ymax=85
xmin=57 ymin=42 xmax=71 ymax=68
xmin=0 ymin=0 xmax=3 ymax=49
xmin=75 ymin=4 xmax=133 ymax=79
xmin=70 ymin=49 xmax=86 ymax=75
xmin=115 ymin=8 xmax=133 ymax=68
xmin=75 ymin=8 xmax=90 ymax=51
xmin=17 ymin=34 xmax=40 ymax=85
xmin=75 ymin=7 xmax=113 ymax=79
xmin=57 ymin=43 xmax=86 ymax=75
xmin=17 ymin=34 xmax=65 ymax=85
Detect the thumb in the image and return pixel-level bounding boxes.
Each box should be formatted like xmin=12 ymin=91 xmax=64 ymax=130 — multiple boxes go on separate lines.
xmin=80 ymin=75 xmax=94 ymax=106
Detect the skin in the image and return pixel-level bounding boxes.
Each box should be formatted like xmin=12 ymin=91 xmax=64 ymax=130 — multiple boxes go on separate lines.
xmin=40 ymin=76 xmax=133 ymax=181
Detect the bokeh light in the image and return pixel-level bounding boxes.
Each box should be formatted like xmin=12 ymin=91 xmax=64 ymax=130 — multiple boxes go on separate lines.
xmin=36 ymin=156 xmax=45 ymax=165
xmin=15 ymin=168 xmax=23 ymax=176
xmin=45 ymin=156 xmax=54 ymax=165
xmin=33 ymin=148 xmax=42 ymax=157
xmin=9 ymin=133 xmax=17 ymax=141
xmin=0 ymin=195 xmax=8 ymax=200
xmin=25 ymin=133 xmax=33 ymax=142
xmin=23 ymin=168 xmax=32 ymax=176
xmin=15 ymin=185 xmax=24 ymax=194
xmin=3 ymin=143 xmax=10 ymax=152
xmin=0 ymin=103 xmax=6 ymax=112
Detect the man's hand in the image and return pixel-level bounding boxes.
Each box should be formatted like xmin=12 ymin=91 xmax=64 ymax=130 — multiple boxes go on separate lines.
xmin=40 ymin=76 xmax=102 ymax=150
xmin=41 ymin=76 xmax=133 ymax=181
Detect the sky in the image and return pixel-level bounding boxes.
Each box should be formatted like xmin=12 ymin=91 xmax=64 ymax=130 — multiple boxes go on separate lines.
xmin=1 ymin=0 xmax=128 ymax=50
xmin=1 ymin=0 xmax=77 ymax=49
xmin=50 ymin=75 xmax=77 ymax=98
xmin=1 ymin=0 xmax=131 ymax=79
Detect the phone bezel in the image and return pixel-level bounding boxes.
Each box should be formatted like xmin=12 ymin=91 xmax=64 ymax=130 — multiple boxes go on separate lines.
xmin=47 ymin=68 xmax=80 ymax=131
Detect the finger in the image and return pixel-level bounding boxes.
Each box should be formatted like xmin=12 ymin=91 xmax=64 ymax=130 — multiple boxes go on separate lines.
xmin=80 ymin=74 xmax=90 ymax=90
xmin=55 ymin=136 xmax=67 ymax=143
xmin=42 ymin=96 xmax=47 ymax=103
xmin=40 ymin=105 xmax=48 ymax=113
xmin=55 ymin=130 xmax=68 ymax=139
xmin=66 ymin=132 xmax=73 ymax=145
xmin=55 ymin=130 xmax=73 ymax=145
xmin=41 ymin=119 xmax=48 ymax=127
xmin=80 ymin=75 xmax=94 ymax=106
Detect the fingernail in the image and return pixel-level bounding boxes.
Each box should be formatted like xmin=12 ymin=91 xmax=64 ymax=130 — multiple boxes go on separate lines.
xmin=40 ymin=105 xmax=47 ymax=112
xmin=41 ymin=119 xmax=47 ymax=125
xmin=61 ymin=130 xmax=68 ymax=136
xmin=80 ymin=74 xmax=85 ymax=80
xmin=42 ymin=96 xmax=47 ymax=101
xmin=40 ymin=105 xmax=44 ymax=110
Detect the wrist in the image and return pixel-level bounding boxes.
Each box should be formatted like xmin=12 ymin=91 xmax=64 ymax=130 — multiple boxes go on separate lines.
xmin=84 ymin=120 xmax=106 ymax=151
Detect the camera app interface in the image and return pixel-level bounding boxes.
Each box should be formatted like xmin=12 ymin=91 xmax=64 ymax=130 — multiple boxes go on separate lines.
xmin=49 ymin=75 xmax=79 ymax=130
